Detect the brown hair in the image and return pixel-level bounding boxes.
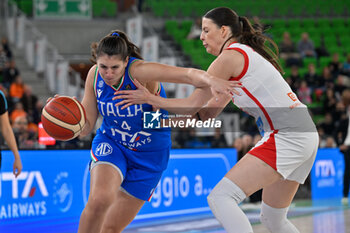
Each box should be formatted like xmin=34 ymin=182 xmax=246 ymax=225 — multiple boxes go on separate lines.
xmin=204 ymin=7 xmax=283 ymax=74
xmin=90 ymin=30 xmax=142 ymax=64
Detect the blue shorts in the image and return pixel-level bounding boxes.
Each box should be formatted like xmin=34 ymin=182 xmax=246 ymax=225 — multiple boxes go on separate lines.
xmin=90 ymin=133 xmax=170 ymax=201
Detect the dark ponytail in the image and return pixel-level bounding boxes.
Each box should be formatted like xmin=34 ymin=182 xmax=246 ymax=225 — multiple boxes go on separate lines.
xmin=204 ymin=7 xmax=283 ymax=74
xmin=239 ymin=16 xmax=283 ymax=74
xmin=90 ymin=30 xmax=143 ymax=64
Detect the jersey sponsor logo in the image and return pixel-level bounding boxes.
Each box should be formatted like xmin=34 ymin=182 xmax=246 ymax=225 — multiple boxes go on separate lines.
xmin=287 ymin=92 xmax=297 ymax=101
xmin=97 ymin=89 xmax=103 ymax=98
xmin=125 ymin=84 xmax=132 ymax=90
xmin=96 ymin=142 xmax=113 ymax=156
xmin=98 ymin=80 xmax=104 ymax=88
xmin=143 ymin=110 xmax=162 ymax=129
xmin=0 ymin=171 xmax=49 ymax=199
xmin=0 ymin=171 xmax=48 ymax=219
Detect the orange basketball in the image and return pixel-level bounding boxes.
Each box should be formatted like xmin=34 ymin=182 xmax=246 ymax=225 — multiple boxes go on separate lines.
xmin=41 ymin=96 xmax=86 ymax=141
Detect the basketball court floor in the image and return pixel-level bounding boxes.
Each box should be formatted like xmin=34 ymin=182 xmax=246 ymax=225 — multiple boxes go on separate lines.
xmin=124 ymin=199 xmax=350 ymax=233
xmin=4 ymin=198 xmax=349 ymax=232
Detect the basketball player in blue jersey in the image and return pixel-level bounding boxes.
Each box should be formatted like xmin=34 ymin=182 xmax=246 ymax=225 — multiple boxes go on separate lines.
xmin=76 ymin=30 xmax=241 ymax=233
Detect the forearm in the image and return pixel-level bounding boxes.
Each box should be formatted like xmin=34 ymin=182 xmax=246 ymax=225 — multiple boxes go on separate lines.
xmin=134 ymin=62 xmax=215 ymax=88
xmin=147 ymin=88 xmax=210 ymax=115
xmin=197 ymin=107 xmax=222 ymax=120
xmin=80 ymin=118 xmax=97 ymax=137
xmin=3 ymin=127 xmax=20 ymax=159
xmin=186 ymin=68 xmax=214 ymax=88
xmin=197 ymin=94 xmax=232 ymax=120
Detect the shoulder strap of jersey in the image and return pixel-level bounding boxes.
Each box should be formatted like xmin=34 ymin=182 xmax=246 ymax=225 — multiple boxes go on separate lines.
xmin=93 ymin=67 xmax=99 ymax=97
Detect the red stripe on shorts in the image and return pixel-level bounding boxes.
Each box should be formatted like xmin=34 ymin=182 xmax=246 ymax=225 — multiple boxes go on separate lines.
xmin=249 ymin=130 xmax=278 ymax=170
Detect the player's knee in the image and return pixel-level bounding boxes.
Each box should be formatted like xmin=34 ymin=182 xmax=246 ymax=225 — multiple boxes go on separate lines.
xmin=260 ymin=201 xmax=299 ymax=233
xmin=86 ymin=192 xmax=114 ymax=214
xmin=207 ymin=177 xmax=246 ymax=209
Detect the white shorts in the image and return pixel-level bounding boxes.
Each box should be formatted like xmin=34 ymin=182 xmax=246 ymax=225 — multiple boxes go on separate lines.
xmin=249 ymin=130 xmax=319 ymax=184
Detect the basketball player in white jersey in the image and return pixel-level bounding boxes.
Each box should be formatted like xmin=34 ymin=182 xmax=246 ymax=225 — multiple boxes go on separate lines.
xmin=114 ymin=7 xmax=318 ymax=233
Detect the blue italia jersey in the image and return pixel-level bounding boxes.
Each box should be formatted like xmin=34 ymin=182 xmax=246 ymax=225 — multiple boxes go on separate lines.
xmin=93 ymin=57 xmax=171 ymax=151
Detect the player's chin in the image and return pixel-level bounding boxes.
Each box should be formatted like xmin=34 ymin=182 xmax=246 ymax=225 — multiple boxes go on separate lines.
xmin=206 ymin=48 xmax=216 ymax=56
xmin=105 ymin=80 xmax=116 ymax=86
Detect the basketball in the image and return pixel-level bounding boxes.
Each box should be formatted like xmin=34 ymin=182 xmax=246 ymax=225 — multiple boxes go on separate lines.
xmin=41 ymin=96 xmax=86 ymax=141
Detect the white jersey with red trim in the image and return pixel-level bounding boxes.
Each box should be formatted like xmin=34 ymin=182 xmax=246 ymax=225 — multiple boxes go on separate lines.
xmin=227 ymin=42 xmax=315 ymax=134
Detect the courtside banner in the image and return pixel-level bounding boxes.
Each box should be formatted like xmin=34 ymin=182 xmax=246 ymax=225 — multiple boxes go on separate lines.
xmin=135 ymin=148 xmax=237 ymax=222
xmin=311 ymin=148 xmax=344 ymax=199
xmin=0 ymin=149 xmax=236 ymax=232
xmin=0 ymin=150 xmax=90 ymax=233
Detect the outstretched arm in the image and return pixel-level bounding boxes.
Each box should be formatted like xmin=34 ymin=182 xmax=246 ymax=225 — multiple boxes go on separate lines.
xmin=130 ymin=60 xmax=240 ymax=96
xmin=0 ymin=112 xmax=22 ymax=177
xmin=114 ymin=79 xmax=238 ymax=115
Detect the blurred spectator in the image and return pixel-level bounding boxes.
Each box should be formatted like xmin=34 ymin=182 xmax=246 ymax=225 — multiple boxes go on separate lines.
xmin=12 ymin=115 xmax=38 ymax=149
xmin=2 ymin=60 xmax=19 ymax=90
xmin=322 ymin=88 xmax=337 ymax=115
xmin=318 ymin=112 xmax=335 ymax=136
xmin=297 ymin=80 xmax=312 ymax=104
xmin=21 ymin=85 xmax=39 ymax=120
xmin=342 ymin=53 xmax=350 ymax=77
xmin=0 ymin=44 xmax=8 ymax=80
xmin=1 ymin=37 xmax=12 ymax=59
xmin=279 ymin=32 xmax=302 ymax=67
xmin=187 ymin=18 xmax=201 ymax=40
xmin=304 ymin=63 xmax=322 ymax=88
xmin=319 ymin=135 xmax=336 ymax=148
xmin=329 ymin=53 xmax=343 ymax=78
xmin=334 ymin=75 xmax=348 ymax=98
xmin=210 ymin=128 xmax=228 ymax=148
xmin=297 ymin=32 xmax=317 ymax=58
xmin=9 ymin=75 xmax=25 ymax=102
xmin=289 ymin=65 xmax=301 ymax=91
xmin=10 ymin=102 xmax=27 ymax=123
xmin=333 ymin=100 xmax=347 ymax=124
xmin=32 ymin=100 xmax=44 ymax=124
xmin=320 ymin=66 xmax=334 ymax=89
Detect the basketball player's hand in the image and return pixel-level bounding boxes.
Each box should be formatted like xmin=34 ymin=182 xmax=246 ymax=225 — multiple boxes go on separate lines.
xmin=113 ymin=79 xmax=152 ymax=109
xmin=209 ymin=77 xmax=242 ymax=99
xmin=46 ymin=94 xmax=61 ymax=103
xmin=13 ymin=157 xmax=22 ymax=178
